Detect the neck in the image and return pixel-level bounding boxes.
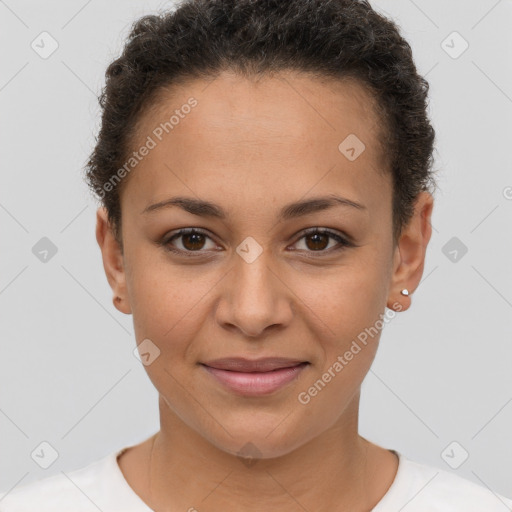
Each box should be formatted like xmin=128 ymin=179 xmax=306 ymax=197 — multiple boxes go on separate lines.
xmin=141 ymin=392 xmax=396 ymax=511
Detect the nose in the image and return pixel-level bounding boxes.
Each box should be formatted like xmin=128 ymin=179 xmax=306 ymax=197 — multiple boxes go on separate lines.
xmin=216 ymin=249 xmax=293 ymax=339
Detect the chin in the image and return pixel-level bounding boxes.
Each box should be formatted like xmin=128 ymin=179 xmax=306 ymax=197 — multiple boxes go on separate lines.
xmin=203 ymin=416 xmax=314 ymax=461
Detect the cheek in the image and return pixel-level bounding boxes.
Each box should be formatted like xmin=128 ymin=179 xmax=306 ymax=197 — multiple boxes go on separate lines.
xmin=126 ymin=248 xmax=216 ymax=348
xmin=292 ymin=263 xmax=388 ymax=425
xmin=293 ymin=254 xmax=390 ymax=344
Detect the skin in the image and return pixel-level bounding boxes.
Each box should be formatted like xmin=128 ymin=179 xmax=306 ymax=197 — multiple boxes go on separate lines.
xmin=96 ymin=70 xmax=433 ymax=511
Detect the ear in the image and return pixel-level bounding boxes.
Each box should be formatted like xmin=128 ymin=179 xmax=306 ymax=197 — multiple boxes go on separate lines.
xmin=95 ymin=207 xmax=132 ymax=315
xmin=387 ymin=191 xmax=434 ymax=312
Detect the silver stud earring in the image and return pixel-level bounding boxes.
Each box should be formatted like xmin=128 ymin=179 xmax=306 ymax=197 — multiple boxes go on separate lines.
xmin=400 ymin=288 xmax=409 ymax=296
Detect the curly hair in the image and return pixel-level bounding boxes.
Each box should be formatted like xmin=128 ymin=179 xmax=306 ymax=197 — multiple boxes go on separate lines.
xmin=84 ymin=0 xmax=437 ymax=246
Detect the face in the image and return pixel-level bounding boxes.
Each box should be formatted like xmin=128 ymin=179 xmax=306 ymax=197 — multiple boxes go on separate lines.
xmin=97 ymin=70 xmax=432 ymax=458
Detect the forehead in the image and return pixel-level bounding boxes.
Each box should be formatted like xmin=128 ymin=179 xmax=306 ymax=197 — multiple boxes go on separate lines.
xmin=122 ymin=70 xmax=391 ymax=218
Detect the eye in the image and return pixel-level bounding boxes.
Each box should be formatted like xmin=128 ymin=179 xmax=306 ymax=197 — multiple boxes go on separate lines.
xmin=290 ymin=227 xmax=353 ymax=255
xmin=161 ymin=227 xmax=354 ymax=258
xmin=162 ymin=228 xmax=218 ymax=256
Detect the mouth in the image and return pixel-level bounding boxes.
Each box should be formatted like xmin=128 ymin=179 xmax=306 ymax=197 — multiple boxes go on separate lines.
xmin=200 ymin=357 xmax=310 ymax=396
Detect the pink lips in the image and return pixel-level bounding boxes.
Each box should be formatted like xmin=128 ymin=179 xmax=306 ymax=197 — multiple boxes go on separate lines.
xmin=201 ymin=357 xmax=309 ymax=396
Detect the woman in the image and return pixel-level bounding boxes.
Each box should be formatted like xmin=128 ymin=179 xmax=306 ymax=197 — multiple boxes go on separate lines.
xmin=1 ymin=0 xmax=511 ymax=510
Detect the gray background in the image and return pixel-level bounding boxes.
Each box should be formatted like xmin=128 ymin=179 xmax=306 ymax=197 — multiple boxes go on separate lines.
xmin=1 ymin=0 xmax=511 ymax=501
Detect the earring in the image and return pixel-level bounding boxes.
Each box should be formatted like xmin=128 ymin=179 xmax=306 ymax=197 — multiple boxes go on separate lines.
xmin=400 ymin=288 xmax=409 ymax=296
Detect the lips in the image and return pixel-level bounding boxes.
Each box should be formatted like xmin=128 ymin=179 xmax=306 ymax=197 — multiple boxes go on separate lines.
xmin=200 ymin=357 xmax=309 ymax=396
xmin=201 ymin=357 xmax=307 ymax=372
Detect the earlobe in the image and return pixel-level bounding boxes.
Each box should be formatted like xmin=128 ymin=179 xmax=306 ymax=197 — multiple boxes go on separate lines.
xmin=95 ymin=207 xmax=132 ymax=315
xmin=386 ymin=191 xmax=434 ymax=312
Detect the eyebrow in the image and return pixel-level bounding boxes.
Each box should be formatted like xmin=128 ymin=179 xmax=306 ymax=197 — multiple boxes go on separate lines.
xmin=141 ymin=194 xmax=366 ymax=220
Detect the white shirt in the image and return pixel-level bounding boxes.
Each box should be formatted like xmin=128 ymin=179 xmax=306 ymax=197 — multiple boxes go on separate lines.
xmin=1 ymin=447 xmax=511 ymax=511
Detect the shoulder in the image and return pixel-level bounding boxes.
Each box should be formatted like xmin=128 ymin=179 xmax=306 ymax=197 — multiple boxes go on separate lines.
xmin=377 ymin=452 xmax=512 ymax=512
xmin=416 ymin=464 xmax=512 ymax=511
xmin=0 ymin=452 xmax=115 ymax=512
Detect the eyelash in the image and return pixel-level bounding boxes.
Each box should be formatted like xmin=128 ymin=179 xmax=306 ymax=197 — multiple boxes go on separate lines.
xmin=161 ymin=227 xmax=354 ymax=258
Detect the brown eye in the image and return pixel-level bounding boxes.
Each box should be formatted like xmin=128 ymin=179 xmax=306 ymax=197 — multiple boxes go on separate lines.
xmin=304 ymin=232 xmax=330 ymax=251
xmin=181 ymin=231 xmax=206 ymax=251
xmin=292 ymin=228 xmax=352 ymax=255
xmin=162 ymin=227 xmax=353 ymax=259
xmin=164 ymin=228 xmax=217 ymax=255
